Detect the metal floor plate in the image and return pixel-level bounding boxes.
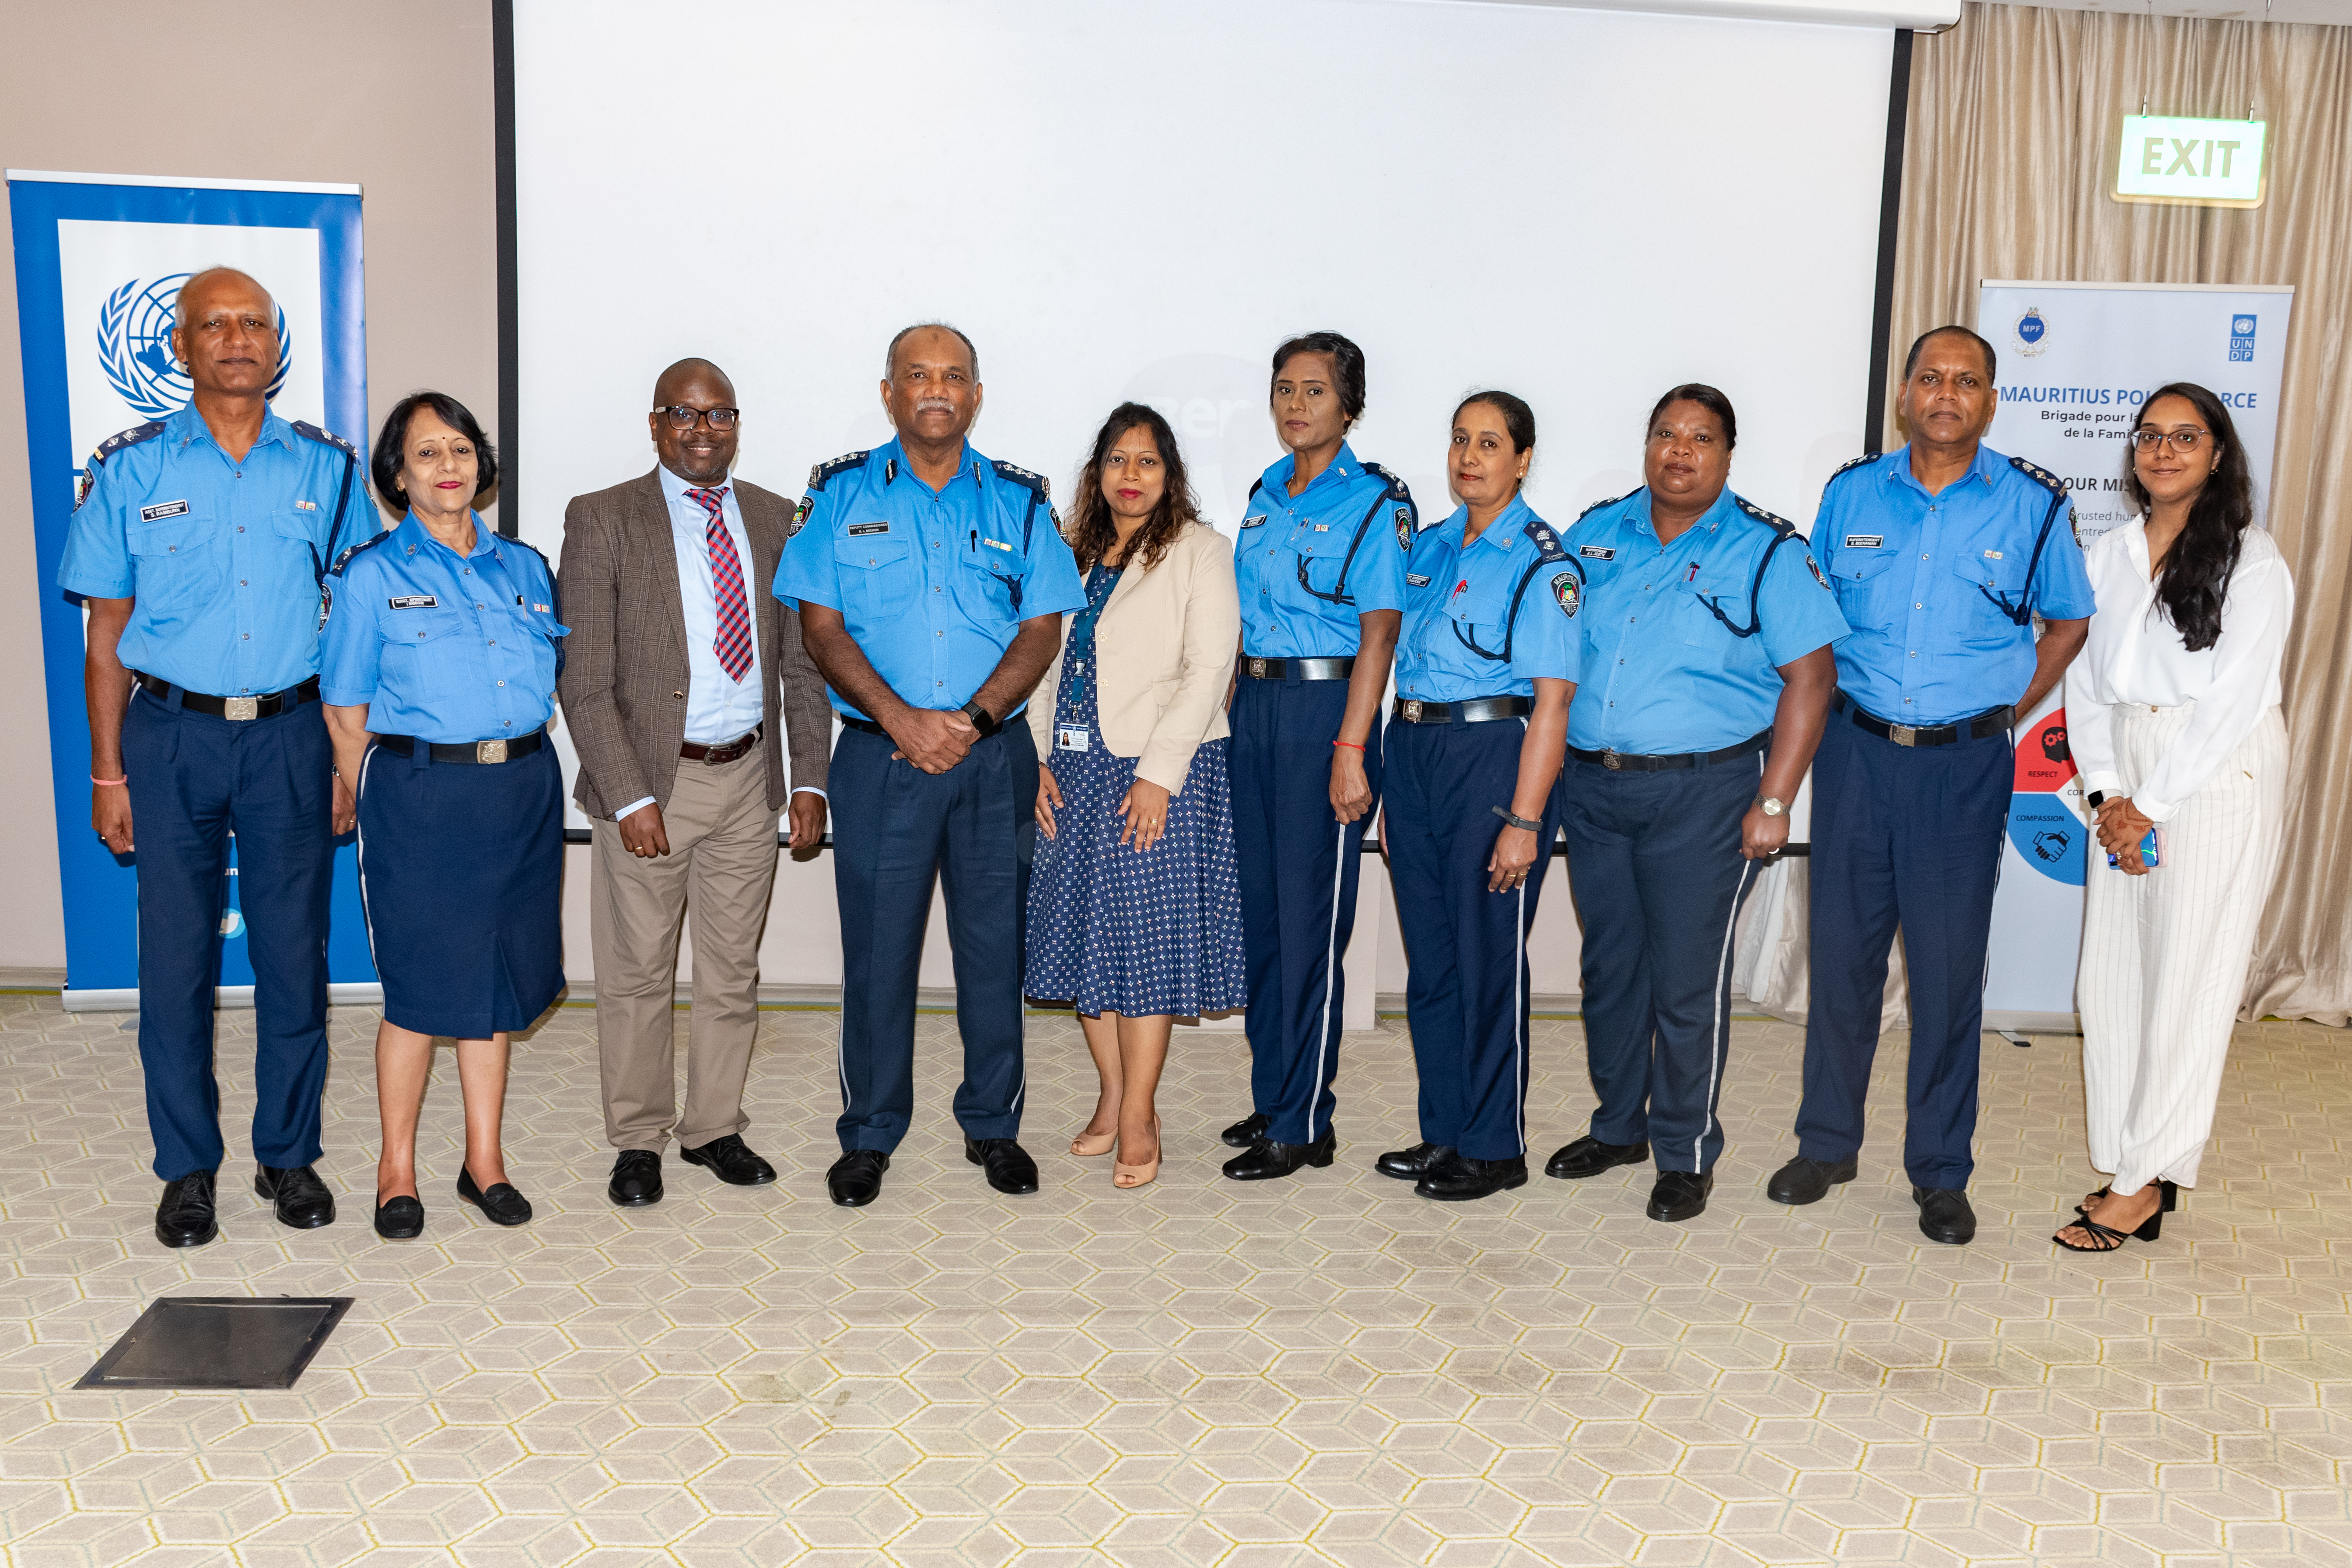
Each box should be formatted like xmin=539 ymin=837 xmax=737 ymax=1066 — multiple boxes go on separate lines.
xmin=74 ymin=1296 xmax=352 ymax=1390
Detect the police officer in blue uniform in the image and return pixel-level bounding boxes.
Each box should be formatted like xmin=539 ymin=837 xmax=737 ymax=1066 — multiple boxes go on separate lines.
xmin=1377 ymin=392 xmax=1574 ymax=1201
xmin=777 ymin=324 xmax=1085 ymax=1208
xmin=1545 ymin=385 xmax=1849 ymax=1223
xmin=1768 ymin=328 xmax=2093 ymax=1245
xmin=1222 ymin=331 xmax=1411 ymax=1182
xmin=56 ymin=268 xmax=371 ymax=1248
xmin=321 ymin=391 xmax=566 ymax=1239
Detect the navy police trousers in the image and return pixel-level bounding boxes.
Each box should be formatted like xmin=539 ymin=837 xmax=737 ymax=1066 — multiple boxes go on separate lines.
xmin=1796 ymin=708 xmax=2012 ymax=1189
xmin=121 ymin=688 xmax=335 ymax=1180
xmin=1382 ymin=715 xmax=1564 ymax=1161
xmin=1231 ymin=675 xmax=1378 ymax=1147
xmin=830 ymin=721 xmax=1038 ymax=1153
xmin=1561 ymin=749 xmax=1764 ymax=1174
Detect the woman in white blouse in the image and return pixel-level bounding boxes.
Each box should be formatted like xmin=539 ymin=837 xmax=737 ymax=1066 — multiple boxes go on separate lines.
xmin=2055 ymin=382 xmax=2293 ymax=1253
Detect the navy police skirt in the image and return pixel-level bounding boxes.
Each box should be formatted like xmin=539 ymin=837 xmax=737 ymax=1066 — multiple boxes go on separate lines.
xmin=357 ymin=736 xmax=566 ymax=1038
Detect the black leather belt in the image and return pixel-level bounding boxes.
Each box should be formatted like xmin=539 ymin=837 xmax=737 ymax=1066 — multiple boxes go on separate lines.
xmin=839 ymin=708 xmax=1024 ymax=739
xmin=133 ymin=671 xmax=318 ymax=721
xmin=374 ymin=730 xmax=547 ymax=765
xmin=1391 ymin=696 xmax=1531 ymax=725
xmin=1241 ymin=655 xmax=1355 ymax=681
xmin=681 ymin=724 xmax=762 ymax=764
xmin=1569 ymin=728 xmax=1771 ymax=773
xmin=1834 ymin=691 xmax=2015 ymax=747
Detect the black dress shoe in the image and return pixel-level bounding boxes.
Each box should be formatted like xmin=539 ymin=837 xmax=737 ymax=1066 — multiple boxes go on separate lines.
xmin=827 ymin=1149 xmax=889 ymax=1207
xmin=1913 ymin=1186 xmax=1977 ymax=1245
xmin=1222 ymin=1130 xmax=1336 ymax=1181
xmin=255 ymin=1163 xmax=336 ymax=1229
xmin=680 ymin=1133 xmax=778 ymax=1187
xmin=1648 ymin=1170 xmax=1715 ymax=1223
xmin=374 ymin=1194 xmax=424 ymax=1239
xmin=1544 ymin=1135 xmax=1650 ymax=1180
xmin=965 ymin=1138 xmax=1040 ymax=1195
xmin=1415 ymin=1152 xmax=1527 ymax=1201
xmin=608 ymin=1149 xmax=663 ymax=1207
xmin=1766 ymin=1155 xmax=1858 ymax=1206
xmin=1375 ymin=1142 xmax=1453 ymax=1180
xmin=457 ymin=1166 xmax=533 ymax=1227
xmin=1221 ymin=1112 xmax=1271 ymax=1149
xmin=155 ymin=1169 xmax=219 ymax=1248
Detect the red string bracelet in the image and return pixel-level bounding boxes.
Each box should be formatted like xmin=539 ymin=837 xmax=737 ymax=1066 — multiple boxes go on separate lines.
xmin=1332 ymin=740 xmax=1365 ymax=752
xmin=91 ymin=776 xmax=127 ymax=787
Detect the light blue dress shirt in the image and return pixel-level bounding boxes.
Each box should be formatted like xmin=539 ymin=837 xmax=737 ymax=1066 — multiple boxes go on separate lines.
xmin=56 ymin=402 xmax=371 ymax=696
xmin=1814 ymin=442 xmax=2096 ymax=724
xmin=1233 ymin=441 xmax=1414 ymax=657
xmin=1561 ymin=487 xmax=1852 ymax=755
xmin=655 ymin=464 xmax=766 ymax=746
xmin=1394 ymin=496 xmax=1577 ymax=703
xmin=774 ymin=438 xmax=1084 ymax=722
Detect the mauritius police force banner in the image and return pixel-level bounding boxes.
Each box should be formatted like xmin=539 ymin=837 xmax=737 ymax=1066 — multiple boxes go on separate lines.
xmin=6 ymin=171 xmax=374 ymax=1003
xmin=1974 ymin=279 xmax=2292 ymax=1027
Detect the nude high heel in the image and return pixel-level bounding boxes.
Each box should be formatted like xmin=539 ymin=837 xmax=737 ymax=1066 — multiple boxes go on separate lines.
xmin=1113 ymin=1120 xmax=1161 ymax=1189
xmin=1071 ymin=1128 xmax=1116 ymax=1157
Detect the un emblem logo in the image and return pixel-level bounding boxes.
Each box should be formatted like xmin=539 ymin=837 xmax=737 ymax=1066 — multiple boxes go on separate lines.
xmin=97 ymin=273 xmax=291 ymax=419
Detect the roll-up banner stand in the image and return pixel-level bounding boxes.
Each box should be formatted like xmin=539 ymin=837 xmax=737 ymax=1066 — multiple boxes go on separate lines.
xmin=1975 ymin=280 xmax=2292 ymax=1031
xmin=7 ymin=171 xmax=376 ymax=1009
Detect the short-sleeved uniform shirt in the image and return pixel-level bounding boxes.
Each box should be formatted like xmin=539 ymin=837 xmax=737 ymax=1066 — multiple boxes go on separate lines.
xmin=773 ymin=438 xmax=1084 ymax=722
xmin=1814 ymin=443 xmax=2096 ymax=724
xmin=1394 ymin=496 xmax=1577 ymax=703
xmin=318 ymin=511 xmax=567 ymax=745
xmin=1234 ymin=441 xmax=1413 ymax=658
xmin=56 ymin=401 xmax=370 ymax=696
xmin=1561 ymin=487 xmax=1852 ymax=755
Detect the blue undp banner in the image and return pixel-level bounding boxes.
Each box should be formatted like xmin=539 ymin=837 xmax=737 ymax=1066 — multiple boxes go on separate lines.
xmin=6 ymin=171 xmax=376 ymax=1002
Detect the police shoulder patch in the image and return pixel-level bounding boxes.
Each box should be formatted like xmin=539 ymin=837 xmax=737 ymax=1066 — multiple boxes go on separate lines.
xmin=806 ymin=450 xmax=869 ymax=494
xmin=290 ymin=420 xmax=359 ymax=458
xmin=1523 ymin=518 xmax=1568 ymax=561
xmin=1733 ymin=495 xmax=1796 ymax=536
xmin=1551 ymin=570 xmax=1581 ymax=618
xmin=990 ymin=459 xmax=1050 ymax=499
xmin=1575 ymin=490 xmax=1632 ymax=522
xmin=789 ymin=496 xmax=813 ymax=536
xmin=329 ymin=530 xmax=393 ymax=578
xmin=2008 ymin=455 xmax=2066 ymax=495
xmin=1393 ymin=507 xmax=1414 ymax=552
xmin=1805 ymin=553 xmax=1831 ymax=591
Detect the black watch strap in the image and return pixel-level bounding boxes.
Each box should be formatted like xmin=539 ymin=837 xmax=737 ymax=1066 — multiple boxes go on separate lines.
xmin=960 ymin=700 xmax=1001 ymax=738
xmin=2086 ymin=789 xmax=2107 ymax=809
xmin=1492 ymin=805 xmax=1542 ymax=833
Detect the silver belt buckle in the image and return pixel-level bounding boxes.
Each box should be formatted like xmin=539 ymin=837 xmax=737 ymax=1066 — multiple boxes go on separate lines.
xmin=1401 ymin=700 xmax=1423 ymax=723
xmin=222 ymin=696 xmax=259 ymax=721
xmin=1248 ymin=657 xmax=1267 ymax=679
xmin=476 ymin=739 xmax=508 ymax=764
xmin=1601 ymin=749 xmax=1622 ymax=770
xmin=1889 ymin=724 xmax=1917 ymax=747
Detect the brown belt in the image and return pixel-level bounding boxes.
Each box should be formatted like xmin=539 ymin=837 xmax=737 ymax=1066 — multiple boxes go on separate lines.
xmin=681 ymin=724 xmax=762 ymax=764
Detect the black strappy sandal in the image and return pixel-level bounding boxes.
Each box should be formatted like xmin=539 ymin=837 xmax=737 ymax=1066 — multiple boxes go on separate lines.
xmin=2054 ymin=1204 xmax=2163 ymax=1252
xmin=2076 ymin=1179 xmax=2177 ymax=1218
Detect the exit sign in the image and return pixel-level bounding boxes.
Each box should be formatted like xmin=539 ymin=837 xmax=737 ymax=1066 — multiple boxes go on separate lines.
xmin=2115 ymin=115 xmax=2268 ymax=208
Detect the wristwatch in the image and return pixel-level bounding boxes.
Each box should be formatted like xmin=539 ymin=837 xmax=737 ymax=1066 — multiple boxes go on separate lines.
xmin=1755 ymin=796 xmax=1787 ymax=817
xmin=2086 ymin=789 xmax=2107 ymax=809
xmin=959 ymin=700 xmax=1001 ymax=738
xmin=1492 ymin=805 xmax=1542 ymax=832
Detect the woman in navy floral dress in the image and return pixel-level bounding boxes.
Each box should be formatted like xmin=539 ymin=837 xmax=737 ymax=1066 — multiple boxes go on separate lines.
xmin=1026 ymin=404 xmax=1244 ymax=1187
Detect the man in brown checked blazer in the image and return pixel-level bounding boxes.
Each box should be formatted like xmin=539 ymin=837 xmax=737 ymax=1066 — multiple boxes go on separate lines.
xmin=558 ymin=357 xmax=833 ymax=1207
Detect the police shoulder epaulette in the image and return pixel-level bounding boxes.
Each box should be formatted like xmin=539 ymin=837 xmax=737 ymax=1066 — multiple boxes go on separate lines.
xmin=329 ymin=530 xmax=392 ymax=577
xmin=1734 ymin=495 xmax=1797 ymax=536
xmin=88 ymin=420 xmax=168 ymax=468
xmin=503 ymin=533 xmax=556 ymax=577
xmin=2008 ymin=455 xmax=2066 ymax=495
xmin=290 ymin=420 xmax=358 ymax=459
xmin=1825 ymin=452 xmax=1880 ymax=488
xmin=1522 ymin=517 xmax=1569 ymax=560
xmin=805 ymin=450 xmax=869 ymax=494
xmin=990 ymin=458 xmax=1050 ymax=499
xmin=1576 ymin=490 xmax=1632 ymax=521
xmin=1361 ymin=460 xmax=1411 ymax=501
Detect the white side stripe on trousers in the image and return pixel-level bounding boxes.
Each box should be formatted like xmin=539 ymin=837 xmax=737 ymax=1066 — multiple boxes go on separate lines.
xmin=1700 ymin=857 xmax=1757 ymax=1171
xmin=1306 ymin=820 xmax=1346 ymax=1142
xmin=353 ymin=744 xmax=382 ymax=973
xmin=1513 ymin=877 xmax=1528 ymax=1156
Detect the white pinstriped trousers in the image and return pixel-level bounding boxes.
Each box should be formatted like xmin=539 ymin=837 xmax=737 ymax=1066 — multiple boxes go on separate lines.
xmin=2078 ymin=703 xmax=2287 ymax=1194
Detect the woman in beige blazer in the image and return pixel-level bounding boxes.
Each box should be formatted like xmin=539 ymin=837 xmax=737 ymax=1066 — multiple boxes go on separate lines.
xmin=1026 ymin=403 xmax=1245 ymax=1188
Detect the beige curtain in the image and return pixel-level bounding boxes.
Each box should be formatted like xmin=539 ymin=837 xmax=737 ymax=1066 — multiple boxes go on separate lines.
xmin=1890 ymin=3 xmax=2352 ymax=1024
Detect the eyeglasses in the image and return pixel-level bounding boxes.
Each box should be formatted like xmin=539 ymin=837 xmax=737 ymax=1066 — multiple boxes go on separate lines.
xmin=656 ymin=405 xmax=740 ymax=431
xmin=2130 ymin=427 xmax=2209 ymax=454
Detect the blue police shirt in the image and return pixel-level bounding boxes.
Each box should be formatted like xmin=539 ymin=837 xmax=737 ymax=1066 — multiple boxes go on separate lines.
xmin=1395 ymin=496 xmax=1577 ymax=703
xmin=1234 ymin=441 xmax=1413 ymax=657
xmin=318 ymin=511 xmax=567 ymax=745
xmin=1814 ymin=442 xmax=2095 ymax=724
xmin=1561 ymin=487 xmax=1852 ymax=755
xmin=774 ymin=438 xmax=1085 ymax=722
xmin=56 ymin=402 xmax=370 ymax=697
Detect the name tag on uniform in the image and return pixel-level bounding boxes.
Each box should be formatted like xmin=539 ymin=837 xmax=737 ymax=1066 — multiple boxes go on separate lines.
xmin=139 ymin=500 xmax=189 ymax=522
xmin=980 ymin=536 xmax=1014 ymax=552
xmin=1578 ymin=544 xmax=1615 ymax=560
xmin=847 ymin=522 xmax=890 ymax=537
xmin=1844 ymin=533 xmax=1885 ymax=549
xmin=388 ymin=595 xmax=439 ymax=609
xmin=1054 ymin=725 xmax=1090 ymax=752
xmin=1406 ymin=574 xmax=1432 ymax=587
xmin=1241 ymin=513 xmax=1267 ymax=529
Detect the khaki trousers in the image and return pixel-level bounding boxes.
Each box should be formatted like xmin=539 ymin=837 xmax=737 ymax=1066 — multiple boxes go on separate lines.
xmin=590 ymin=745 xmax=778 ymax=1151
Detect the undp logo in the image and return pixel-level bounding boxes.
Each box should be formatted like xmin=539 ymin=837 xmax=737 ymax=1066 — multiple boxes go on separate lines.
xmin=97 ymin=273 xmax=291 ymax=420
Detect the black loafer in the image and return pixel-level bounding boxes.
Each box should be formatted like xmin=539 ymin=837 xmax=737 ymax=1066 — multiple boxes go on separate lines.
xmin=1220 ymin=1112 xmax=1271 ymax=1149
xmin=965 ymin=1138 xmax=1040 ymax=1196
xmin=155 ymin=1169 xmax=219 ymax=1248
xmin=680 ymin=1133 xmax=777 ymax=1187
xmin=255 ymin=1163 xmax=336 ymax=1229
xmin=457 ymin=1166 xmax=533 ymax=1227
xmin=374 ymin=1194 xmax=425 ymax=1239
xmin=608 ymin=1149 xmax=663 ymax=1207
xmin=1415 ymin=1152 xmax=1528 ymax=1201
xmin=1913 ymin=1186 xmax=1977 ymax=1245
xmin=1376 ymin=1142 xmax=1454 ymax=1180
xmin=1766 ymin=1155 xmax=1858 ymax=1206
xmin=1222 ymin=1130 xmax=1336 ymax=1181
xmin=1544 ymin=1136 xmax=1649 ymax=1180
xmin=1648 ymin=1170 xmax=1715 ymax=1223
xmin=827 ymin=1149 xmax=890 ymax=1207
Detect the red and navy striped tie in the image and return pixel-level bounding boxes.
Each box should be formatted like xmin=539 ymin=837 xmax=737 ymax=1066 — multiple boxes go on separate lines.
xmin=686 ymin=486 xmax=754 ymax=682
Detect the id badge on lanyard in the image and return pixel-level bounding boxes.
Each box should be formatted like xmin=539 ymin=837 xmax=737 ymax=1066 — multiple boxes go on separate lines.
xmin=1054 ymin=724 xmax=1091 ymax=753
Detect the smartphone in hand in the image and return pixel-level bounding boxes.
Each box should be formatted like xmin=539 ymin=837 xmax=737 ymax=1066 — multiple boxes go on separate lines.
xmin=2107 ymin=828 xmax=2160 ymax=870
